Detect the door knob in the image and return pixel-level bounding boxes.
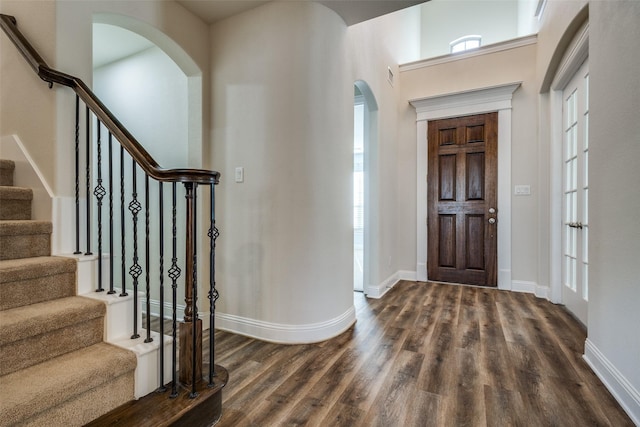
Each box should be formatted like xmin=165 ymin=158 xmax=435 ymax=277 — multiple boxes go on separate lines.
xmin=488 ymin=218 xmax=496 ymax=224
xmin=489 ymin=207 xmax=496 ymax=214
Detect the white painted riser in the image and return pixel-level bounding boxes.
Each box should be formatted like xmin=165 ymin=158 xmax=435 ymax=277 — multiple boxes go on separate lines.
xmin=72 ymin=253 xmax=174 ymax=398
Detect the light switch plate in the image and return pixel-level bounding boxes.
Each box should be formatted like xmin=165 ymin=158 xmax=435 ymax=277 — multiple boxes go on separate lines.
xmin=235 ymin=167 xmax=244 ymax=183
xmin=514 ymin=184 xmax=531 ymax=195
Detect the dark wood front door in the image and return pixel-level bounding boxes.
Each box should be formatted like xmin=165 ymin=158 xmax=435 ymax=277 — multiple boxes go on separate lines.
xmin=427 ymin=113 xmax=498 ymax=287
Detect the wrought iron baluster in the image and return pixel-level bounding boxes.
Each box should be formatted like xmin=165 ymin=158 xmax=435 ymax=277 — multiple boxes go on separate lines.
xmin=74 ymin=95 xmax=81 ymax=255
xmin=129 ymin=161 xmax=142 ymax=340
xmin=144 ymin=175 xmax=152 ymax=344
xmin=168 ymin=183 xmax=181 ymax=398
xmin=108 ymin=132 xmax=115 ymax=294
xmin=119 ymin=146 xmax=128 ymax=298
xmin=189 ymin=183 xmax=199 ymax=398
xmin=208 ymin=184 xmax=220 ymax=386
xmin=158 ymin=181 xmax=166 ymax=391
xmin=94 ymin=119 xmax=105 ymax=292
xmin=0 ymin=14 xmax=227 ymax=404
xmin=85 ymin=106 xmax=92 ymax=255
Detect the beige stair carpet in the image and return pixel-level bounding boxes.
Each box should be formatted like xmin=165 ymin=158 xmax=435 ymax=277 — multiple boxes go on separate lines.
xmin=0 ymin=159 xmax=137 ymax=426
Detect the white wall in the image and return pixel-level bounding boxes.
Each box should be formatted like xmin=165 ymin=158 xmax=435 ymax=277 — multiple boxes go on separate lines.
xmin=586 ymin=1 xmax=640 ymax=422
xmin=210 ymin=1 xmax=355 ymax=342
xmin=0 ymin=1 xmax=57 ymax=190
xmin=93 ymin=43 xmax=190 ymax=302
xmin=517 ymin=0 xmax=541 ymax=36
xmin=420 ymin=0 xmax=519 ymax=59
xmin=94 ymin=45 xmax=189 ymax=168
xmin=398 ymin=43 xmax=540 ymax=287
xmin=348 ymin=7 xmax=422 ymax=294
xmin=536 ymin=1 xmax=640 ymax=422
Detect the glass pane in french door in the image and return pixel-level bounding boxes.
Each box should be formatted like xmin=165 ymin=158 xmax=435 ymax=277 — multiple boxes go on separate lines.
xmin=561 ymin=59 xmax=589 ymax=326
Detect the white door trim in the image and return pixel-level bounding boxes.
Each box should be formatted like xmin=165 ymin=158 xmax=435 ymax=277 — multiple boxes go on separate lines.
xmin=410 ymin=82 xmax=521 ymax=290
xmin=549 ymin=22 xmax=589 ymax=304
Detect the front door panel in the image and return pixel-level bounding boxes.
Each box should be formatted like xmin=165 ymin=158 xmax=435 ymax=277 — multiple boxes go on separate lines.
xmin=427 ymin=113 xmax=498 ymax=287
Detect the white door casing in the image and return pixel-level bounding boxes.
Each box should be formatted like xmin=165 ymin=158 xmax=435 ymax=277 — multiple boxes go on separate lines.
xmin=560 ymin=59 xmax=589 ymax=325
xmin=410 ymin=82 xmax=520 ymax=290
xmin=550 ymin=22 xmax=589 ymax=309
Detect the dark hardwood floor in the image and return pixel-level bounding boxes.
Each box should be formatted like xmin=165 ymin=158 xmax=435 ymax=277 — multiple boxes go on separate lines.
xmin=165 ymin=281 xmax=635 ymax=426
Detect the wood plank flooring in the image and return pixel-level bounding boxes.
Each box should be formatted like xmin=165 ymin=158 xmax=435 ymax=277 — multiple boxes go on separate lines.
xmin=183 ymin=281 xmax=634 ymax=426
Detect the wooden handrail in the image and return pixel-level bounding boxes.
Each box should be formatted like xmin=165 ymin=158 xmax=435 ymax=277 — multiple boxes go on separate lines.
xmin=0 ymin=14 xmax=219 ymax=185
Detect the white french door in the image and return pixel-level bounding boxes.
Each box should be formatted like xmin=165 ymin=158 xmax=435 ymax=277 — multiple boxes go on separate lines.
xmin=561 ymin=59 xmax=589 ymax=326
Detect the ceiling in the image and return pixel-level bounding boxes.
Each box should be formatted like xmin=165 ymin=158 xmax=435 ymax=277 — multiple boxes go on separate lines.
xmin=93 ymin=24 xmax=155 ymax=68
xmin=176 ymin=0 xmax=426 ymax=26
xmin=93 ymin=1 xmax=427 ymax=68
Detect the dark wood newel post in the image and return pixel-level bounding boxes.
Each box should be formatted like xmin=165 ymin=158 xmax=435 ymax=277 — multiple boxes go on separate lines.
xmin=180 ymin=182 xmax=202 ymax=387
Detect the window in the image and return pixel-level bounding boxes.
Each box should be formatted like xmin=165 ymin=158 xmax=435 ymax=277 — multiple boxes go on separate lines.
xmin=450 ymin=35 xmax=482 ymax=53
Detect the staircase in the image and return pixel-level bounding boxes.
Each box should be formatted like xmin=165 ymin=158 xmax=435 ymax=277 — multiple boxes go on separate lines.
xmin=0 ymin=159 xmax=137 ymax=426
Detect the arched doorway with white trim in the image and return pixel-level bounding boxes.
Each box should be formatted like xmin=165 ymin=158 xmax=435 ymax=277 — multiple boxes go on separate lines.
xmin=353 ymin=80 xmax=378 ymax=296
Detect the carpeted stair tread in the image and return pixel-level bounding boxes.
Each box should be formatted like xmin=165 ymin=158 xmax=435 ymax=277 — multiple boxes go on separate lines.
xmin=0 ymin=296 xmax=104 ymax=345
xmin=0 ymin=160 xmax=14 ymax=186
xmin=0 ymin=220 xmax=51 ymax=236
xmin=0 ymin=256 xmax=78 ymax=310
xmin=0 ymin=220 xmax=51 ymax=260
xmin=0 ymin=256 xmax=76 ymax=284
xmin=0 ymin=160 xmax=140 ymax=425
xmin=0 ymin=186 xmax=32 ymax=220
xmin=0 ymin=186 xmax=32 ymax=199
xmin=0 ymin=342 xmax=137 ymax=426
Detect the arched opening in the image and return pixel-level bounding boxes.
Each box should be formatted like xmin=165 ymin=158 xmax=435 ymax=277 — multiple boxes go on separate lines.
xmin=91 ymin=15 xmax=203 ymax=318
xmin=92 ymin=13 xmax=202 ymax=169
xmin=353 ymin=80 xmax=378 ymax=295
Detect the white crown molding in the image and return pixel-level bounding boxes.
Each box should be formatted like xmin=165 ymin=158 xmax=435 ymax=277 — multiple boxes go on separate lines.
xmin=400 ymin=34 xmax=537 ymax=72
xmin=409 ymin=82 xmax=522 ymax=122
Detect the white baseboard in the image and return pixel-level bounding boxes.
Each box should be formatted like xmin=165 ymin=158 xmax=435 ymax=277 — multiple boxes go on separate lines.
xmin=365 ymin=270 xmax=417 ymax=299
xmin=367 ymin=273 xmax=550 ymax=302
xmin=584 ymin=339 xmax=640 ymax=425
xmin=365 ymin=272 xmax=397 ymax=299
xmin=214 ymin=306 xmax=356 ymax=344
xmin=143 ymin=298 xmax=212 ymax=331
xmin=398 ymin=270 xmax=417 ymax=281
xmin=511 ymin=280 xmax=550 ymax=299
